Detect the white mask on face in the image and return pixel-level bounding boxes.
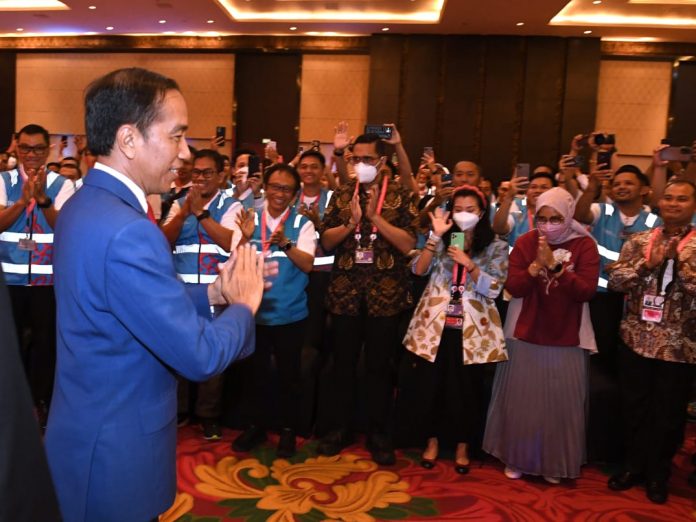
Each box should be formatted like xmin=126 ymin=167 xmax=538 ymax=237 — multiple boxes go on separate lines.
xmin=355 ymin=162 xmax=378 ymax=184
xmin=452 ymin=211 xmax=480 ymax=231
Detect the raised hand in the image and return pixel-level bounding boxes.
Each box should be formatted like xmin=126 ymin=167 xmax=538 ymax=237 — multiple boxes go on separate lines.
xmin=447 ymin=245 xmax=473 ymax=268
xmin=536 ymin=235 xmax=555 ymax=268
xmin=333 ymin=121 xmax=352 ymax=151
xmin=382 ymin=123 xmax=401 ymax=145
xmin=365 ymin=185 xmax=378 ymax=220
xmin=220 ymin=244 xmax=265 ymax=313
xmin=298 ymin=204 xmax=320 ymax=228
xmin=236 ymin=208 xmax=256 ymax=241
xmin=429 ymin=207 xmax=452 ymax=237
xmin=187 ymin=186 xmax=205 ymax=217
xmin=350 ymin=192 xmax=362 ymax=225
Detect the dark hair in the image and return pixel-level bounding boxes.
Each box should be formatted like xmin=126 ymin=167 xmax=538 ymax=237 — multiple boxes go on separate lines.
xmin=444 ymin=187 xmax=495 ymax=256
xmin=614 ymin=164 xmax=650 ymax=187
xmin=352 ymin=133 xmax=386 ymax=156
xmin=60 ymin=164 xmax=82 ymax=178
xmin=263 ymin=163 xmax=301 ymax=191
xmin=60 ymin=156 xmax=78 ymax=165
xmin=46 ymin=162 xmax=60 ymax=171
xmin=17 ymin=124 xmax=49 ymax=145
xmin=529 ymin=171 xmax=556 ymax=187
xmin=232 ymin=148 xmax=256 ymax=164
xmin=84 ymin=68 xmax=180 ymax=156
xmin=193 ymin=148 xmax=223 ymax=173
xmin=664 ymin=178 xmax=696 ymax=198
xmin=299 ymin=149 xmax=326 ymax=168
xmin=534 ymin=164 xmax=556 ymax=175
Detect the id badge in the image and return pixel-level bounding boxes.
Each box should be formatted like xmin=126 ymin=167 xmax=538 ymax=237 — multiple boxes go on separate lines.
xmin=641 ymin=294 xmax=665 ymax=323
xmin=18 ymin=238 xmax=37 ymax=251
xmin=444 ymin=301 xmax=464 ymax=330
xmin=355 ymin=248 xmax=374 ymax=264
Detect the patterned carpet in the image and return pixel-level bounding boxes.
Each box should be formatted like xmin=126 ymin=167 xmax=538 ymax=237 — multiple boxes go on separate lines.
xmin=161 ymin=426 xmax=696 ymax=522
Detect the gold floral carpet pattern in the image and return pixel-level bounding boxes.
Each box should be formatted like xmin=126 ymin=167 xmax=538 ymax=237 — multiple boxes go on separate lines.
xmin=161 ymin=426 xmax=696 ymax=522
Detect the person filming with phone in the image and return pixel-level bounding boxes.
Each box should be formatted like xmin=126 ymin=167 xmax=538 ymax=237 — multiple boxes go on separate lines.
xmin=399 ymin=185 xmax=508 ymax=474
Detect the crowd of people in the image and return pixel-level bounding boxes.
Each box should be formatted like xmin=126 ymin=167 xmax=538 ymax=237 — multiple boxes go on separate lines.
xmin=1 ymin=67 xmax=696 ymax=520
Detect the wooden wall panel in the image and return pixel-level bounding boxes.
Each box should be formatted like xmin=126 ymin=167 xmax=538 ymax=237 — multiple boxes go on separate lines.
xmin=0 ymin=53 xmax=16 ymax=150
xmin=366 ymin=35 xmax=404 ymax=127
xmin=668 ymin=61 xmax=696 ymax=146
xmin=234 ymin=53 xmax=301 ymax=161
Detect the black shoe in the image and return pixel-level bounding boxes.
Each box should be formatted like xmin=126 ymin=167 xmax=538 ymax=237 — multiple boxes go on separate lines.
xmin=201 ymin=418 xmax=222 ymax=440
xmin=317 ymin=430 xmax=352 ymax=456
xmin=276 ymin=428 xmax=296 ymax=458
xmin=177 ymin=413 xmax=190 ymax=428
xmin=608 ymin=471 xmax=645 ymax=491
xmin=367 ymin=434 xmax=396 ymax=466
xmin=420 ymin=458 xmax=436 ymax=470
xmin=645 ymin=480 xmax=668 ymax=504
xmin=455 ymin=463 xmax=470 ymax=475
xmin=232 ymin=425 xmax=266 ymax=452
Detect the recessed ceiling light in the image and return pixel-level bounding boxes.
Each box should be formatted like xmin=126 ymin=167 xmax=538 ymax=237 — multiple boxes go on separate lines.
xmin=207 ymin=19 xmax=214 ymax=24
xmin=183 ymin=30 xmax=195 ymax=35
xmin=584 ymin=30 xmax=593 ymax=34
xmin=16 ymin=27 xmax=24 ymax=32
xmin=88 ymin=5 xmax=96 ymax=9
xmin=516 ymin=22 xmax=524 ymax=27
xmin=158 ymin=19 xmax=166 ymax=24
xmin=593 ymin=0 xmax=602 ymax=4
xmin=289 ymin=26 xmax=297 ymax=31
xmin=105 ymin=26 xmax=113 ymax=30
xmin=84 ymin=31 xmax=97 ymax=35
xmin=382 ymin=27 xmax=390 ymax=31
xmin=163 ymin=31 xmax=175 ymax=35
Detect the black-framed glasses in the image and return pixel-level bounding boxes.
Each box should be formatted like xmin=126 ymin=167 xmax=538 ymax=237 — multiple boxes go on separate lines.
xmin=536 ymin=216 xmax=564 ymax=225
xmin=17 ymin=144 xmax=49 ymax=155
xmin=266 ymin=182 xmax=296 ymax=195
xmin=191 ymin=168 xmax=217 ymax=178
xmin=349 ymin=156 xmax=379 ymax=165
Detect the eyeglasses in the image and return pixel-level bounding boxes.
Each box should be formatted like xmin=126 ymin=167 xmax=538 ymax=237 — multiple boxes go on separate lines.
xmin=191 ymin=168 xmax=217 ymax=178
xmin=266 ymin=183 xmax=296 ymax=195
xmin=536 ymin=216 xmax=564 ymax=225
xmin=17 ymin=144 xmax=49 ymax=155
xmin=350 ymin=156 xmax=379 ymax=165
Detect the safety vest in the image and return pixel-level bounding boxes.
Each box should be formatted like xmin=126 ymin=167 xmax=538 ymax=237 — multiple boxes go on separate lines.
xmin=294 ymin=187 xmax=334 ymax=271
xmin=173 ymin=192 xmax=236 ymax=284
xmin=592 ymin=203 xmax=660 ymax=291
xmin=0 ymin=169 xmax=68 ymax=285
xmin=250 ymin=207 xmax=311 ymax=326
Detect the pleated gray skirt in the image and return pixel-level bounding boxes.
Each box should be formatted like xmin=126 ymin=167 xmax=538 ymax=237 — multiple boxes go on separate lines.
xmin=483 ymin=339 xmax=589 ymax=479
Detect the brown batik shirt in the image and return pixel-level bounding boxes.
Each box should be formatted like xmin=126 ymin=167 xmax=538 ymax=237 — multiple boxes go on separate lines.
xmin=607 ymin=226 xmax=696 ymax=364
xmin=320 ymin=178 xmax=418 ymax=317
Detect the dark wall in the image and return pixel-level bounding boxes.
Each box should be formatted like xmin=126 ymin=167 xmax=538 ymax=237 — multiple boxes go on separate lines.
xmin=0 ymin=53 xmax=16 ymax=150
xmin=234 ymin=53 xmax=302 ymax=161
xmin=668 ymin=60 xmax=696 ymax=146
xmin=367 ymin=35 xmax=601 ymax=185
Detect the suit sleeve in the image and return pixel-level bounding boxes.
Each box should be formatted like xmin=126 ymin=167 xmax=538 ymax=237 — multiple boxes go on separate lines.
xmin=104 ymin=219 xmax=255 ymax=381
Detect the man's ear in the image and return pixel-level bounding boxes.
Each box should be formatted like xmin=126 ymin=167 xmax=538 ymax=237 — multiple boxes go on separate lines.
xmin=115 ymin=124 xmax=139 ymax=160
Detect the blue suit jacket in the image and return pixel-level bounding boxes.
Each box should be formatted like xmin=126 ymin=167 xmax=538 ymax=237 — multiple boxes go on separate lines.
xmin=45 ymin=168 xmax=255 ymax=522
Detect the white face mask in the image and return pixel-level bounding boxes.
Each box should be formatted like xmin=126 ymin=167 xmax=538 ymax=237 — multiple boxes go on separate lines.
xmin=452 ymin=211 xmax=480 ymax=231
xmin=355 ymin=162 xmax=378 ymax=184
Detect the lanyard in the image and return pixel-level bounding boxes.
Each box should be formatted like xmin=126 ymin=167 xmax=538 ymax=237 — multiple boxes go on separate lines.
xmin=261 ymin=207 xmax=290 ymax=255
xmin=300 ymin=191 xmax=320 ymax=209
xmin=644 ymin=226 xmax=695 ymax=295
xmin=527 ymin=209 xmax=534 ymax=231
xmin=353 ymin=176 xmax=389 ymax=245
xmin=450 ymin=263 xmax=468 ymax=301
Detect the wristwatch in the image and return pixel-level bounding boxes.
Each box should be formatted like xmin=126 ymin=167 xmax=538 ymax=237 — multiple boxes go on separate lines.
xmin=280 ymin=240 xmax=294 ymax=252
xmin=196 ymin=210 xmax=210 ymax=222
xmin=37 ymin=197 xmax=52 ymax=209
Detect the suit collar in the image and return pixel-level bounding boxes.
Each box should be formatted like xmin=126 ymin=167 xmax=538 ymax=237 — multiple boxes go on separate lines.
xmin=84 ymin=168 xmax=147 ymax=215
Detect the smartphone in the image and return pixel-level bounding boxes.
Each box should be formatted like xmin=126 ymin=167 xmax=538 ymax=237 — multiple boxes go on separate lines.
xmin=594 ymin=133 xmax=615 ymax=146
xmin=61 ymin=134 xmax=68 ymax=143
xmin=597 ymin=150 xmax=614 ymax=169
xmin=266 ymin=140 xmax=277 ymax=151
xmin=423 ymin=146 xmax=434 ymax=156
xmin=247 ymin=155 xmax=261 ymax=178
xmin=364 ymin=124 xmax=393 ymax=140
xmin=660 ymin=146 xmax=692 ymax=162
xmin=311 ymin=140 xmax=321 ymax=151
xmin=577 ymin=134 xmax=589 ymax=148
xmin=297 ymin=145 xmax=304 ymax=153
xmin=215 ymin=126 xmax=226 ymax=143
xmin=515 ymin=163 xmax=530 ymax=179
xmin=441 ymin=170 xmax=453 ymax=186
xmin=450 ymin=232 xmax=466 ymax=251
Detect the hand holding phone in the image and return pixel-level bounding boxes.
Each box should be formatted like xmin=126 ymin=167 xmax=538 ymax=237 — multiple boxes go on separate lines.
xmin=450 ymin=232 xmax=466 ymax=251
xmin=364 ymin=124 xmax=393 ymax=140
xmin=659 ymin=145 xmax=692 ymax=163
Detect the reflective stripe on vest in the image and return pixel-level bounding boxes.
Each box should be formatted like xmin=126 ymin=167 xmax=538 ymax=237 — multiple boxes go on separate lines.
xmin=1 ymin=262 xmax=53 ymax=275
xmin=177 ymin=273 xmax=218 ymax=284
xmin=598 ymin=277 xmax=608 ymax=289
xmin=646 ymin=213 xmax=658 ymax=227
xmin=314 ymin=255 xmax=335 ymax=266
xmin=174 ymin=243 xmax=229 ymax=256
xmin=597 ymin=244 xmax=620 ymax=262
xmin=0 ymin=231 xmax=54 ymax=243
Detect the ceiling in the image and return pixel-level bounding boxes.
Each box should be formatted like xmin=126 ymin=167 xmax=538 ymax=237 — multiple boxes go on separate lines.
xmin=1 ymin=0 xmax=696 ymax=43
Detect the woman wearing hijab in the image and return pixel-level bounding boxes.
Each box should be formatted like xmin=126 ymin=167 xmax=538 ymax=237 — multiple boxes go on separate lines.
xmin=483 ymin=187 xmax=599 ymax=483
xmin=399 ymin=185 xmax=509 ymax=473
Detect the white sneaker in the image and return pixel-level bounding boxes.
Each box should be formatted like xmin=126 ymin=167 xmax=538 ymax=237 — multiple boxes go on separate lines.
xmin=504 ymin=466 xmax=522 ymax=479
xmin=543 ymin=476 xmax=561 ymax=484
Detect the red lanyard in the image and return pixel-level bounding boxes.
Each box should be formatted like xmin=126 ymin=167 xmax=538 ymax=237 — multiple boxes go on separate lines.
xmin=527 ymin=209 xmax=534 ymax=231
xmin=353 ymin=175 xmax=389 ymax=242
xmin=300 ymin=191 xmax=319 ymax=208
xmin=261 ymin=207 xmax=291 ymax=255
xmin=644 ymin=226 xmax=695 ymax=262
xmin=451 ymin=263 xmax=468 ymax=300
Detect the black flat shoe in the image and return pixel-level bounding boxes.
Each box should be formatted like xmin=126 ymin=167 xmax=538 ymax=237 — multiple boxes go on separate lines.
xmin=645 ymin=480 xmax=668 ymax=504
xmin=608 ymin=471 xmax=644 ymax=491
xmin=455 ymin=462 xmax=470 ymax=475
xmin=420 ymin=458 xmax=436 ymax=469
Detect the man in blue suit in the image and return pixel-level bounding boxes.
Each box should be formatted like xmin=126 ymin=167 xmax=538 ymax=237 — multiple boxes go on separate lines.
xmin=45 ymin=67 xmax=265 ymax=522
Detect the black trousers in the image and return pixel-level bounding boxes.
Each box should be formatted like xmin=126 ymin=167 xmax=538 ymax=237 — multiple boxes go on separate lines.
xmin=240 ymin=320 xmax=307 ymax=430
xmin=618 ymin=343 xmax=696 ymax=482
xmin=303 ymin=270 xmax=331 ymax=353
xmin=8 ymin=285 xmax=56 ymax=406
xmin=323 ymin=313 xmax=401 ymax=436
xmin=587 ymin=290 xmax=625 ymax=463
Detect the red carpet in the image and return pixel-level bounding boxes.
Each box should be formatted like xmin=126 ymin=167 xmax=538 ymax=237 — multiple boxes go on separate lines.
xmin=161 ymin=426 xmax=696 ymax=521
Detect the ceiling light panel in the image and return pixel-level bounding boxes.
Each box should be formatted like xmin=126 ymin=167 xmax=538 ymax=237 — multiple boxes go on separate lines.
xmin=214 ymin=0 xmax=445 ymax=23
xmin=0 ymin=0 xmax=68 ymax=10
xmin=551 ymin=0 xmax=696 ymax=27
